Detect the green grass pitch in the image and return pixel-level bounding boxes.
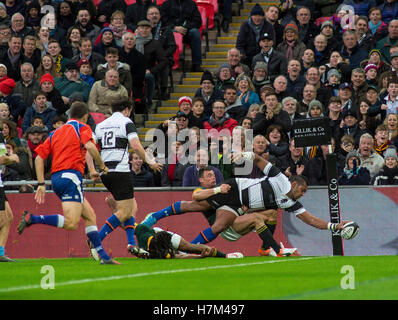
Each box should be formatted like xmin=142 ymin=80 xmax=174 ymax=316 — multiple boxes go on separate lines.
xmin=1 ymin=256 xmax=398 ymax=300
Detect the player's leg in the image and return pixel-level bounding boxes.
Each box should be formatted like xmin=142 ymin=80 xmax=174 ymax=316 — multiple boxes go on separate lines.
xmin=191 ymin=206 xmax=237 ymax=244
xmin=81 ymin=198 xmax=118 ymax=264
xmin=141 ymin=200 xmax=211 ymax=227
xmin=0 ymin=201 xmax=15 ymax=262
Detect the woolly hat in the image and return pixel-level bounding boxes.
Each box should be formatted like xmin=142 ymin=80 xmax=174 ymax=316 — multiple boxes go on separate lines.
xmin=321 ymin=20 xmax=334 ymax=30
xmin=364 ymin=64 xmax=378 ymax=73
xmin=346 ymin=149 xmax=361 ymax=165
xmin=308 ymin=100 xmax=323 ymax=113
xmin=285 ymin=22 xmax=298 ymax=33
xmin=250 ymin=3 xmax=264 ymax=16
xmin=384 ymin=147 xmax=398 ymax=161
xmin=0 ymin=64 xmax=7 ymax=72
xmin=178 ymin=96 xmax=192 ymax=108
xmin=200 ymin=69 xmax=215 ymax=85
xmin=78 ymin=59 xmax=91 ymax=69
xmin=40 ymin=73 xmax=54 ymax=86
xmin=100 ymin=27 xmax=114 ymax=36
xmin=0 ymin=78 xmax=15 ymax=96
xmin=254 ymin=61 xmax=267 ymax=71
xmin=327 ymin=68 xmax=341 ymax=81
xmin=368 ymin=49 xmax=381 ymax=58
xmin=343 ymin=109 xmax=357 ymax=119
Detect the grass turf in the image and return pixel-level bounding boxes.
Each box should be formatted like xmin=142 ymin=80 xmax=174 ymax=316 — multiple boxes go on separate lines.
xmin=1 ymin=256 xmax=397 ymax=300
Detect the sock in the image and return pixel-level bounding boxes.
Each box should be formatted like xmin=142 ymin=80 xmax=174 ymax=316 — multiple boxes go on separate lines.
xmin=0 ymin=246 xmax=4 ymax=256
xmin=191 ymin=227 xmax=217 ymax=244
xmin=256 ymin=225 xmax=280 ymax=252
xmin=123 ymin=216 xmax=136 ymax=246
xmin=266 ymin=222 xmax=277 ymax=235
xmin=213 ymin=249 xmax=226 ymax=258
xmin=86 ymin=226 xmax=110 ymax=261
xmin=99 ymin=214 xmax=121 ymax=241
xmin=30 ymin=214 xmax=64 ymax=228
xmin=152 ymin=201 xmax=182 ymax=221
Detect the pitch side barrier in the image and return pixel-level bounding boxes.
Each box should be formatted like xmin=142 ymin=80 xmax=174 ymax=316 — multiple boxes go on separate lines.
xmin=4 ymin=182 xmax=397 ymax=258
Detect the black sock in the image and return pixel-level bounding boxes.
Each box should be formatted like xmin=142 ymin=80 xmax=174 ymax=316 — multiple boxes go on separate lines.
xmin=256 ymin=225 xmax=280 ymax=252
xmin=266 ymin=222 xmax=276 ymax=235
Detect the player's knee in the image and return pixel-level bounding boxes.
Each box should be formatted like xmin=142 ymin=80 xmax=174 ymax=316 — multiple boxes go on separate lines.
xmin=63 ymin=217 xmax=79 ymax=230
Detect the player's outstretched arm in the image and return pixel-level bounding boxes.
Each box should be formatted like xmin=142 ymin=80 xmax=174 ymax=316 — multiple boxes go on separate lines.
xmin=297 ymin=211 xmax=347 ymax=230
xmin=192 ymin=184 xmax=231 ymax=201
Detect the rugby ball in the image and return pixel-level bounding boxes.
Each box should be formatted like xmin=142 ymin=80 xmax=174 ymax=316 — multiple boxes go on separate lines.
xmin=341 ymin=221 xmax=359 ymax=240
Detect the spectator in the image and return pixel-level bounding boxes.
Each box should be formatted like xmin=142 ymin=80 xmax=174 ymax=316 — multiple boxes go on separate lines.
xmin=10 ymin=12 xmax=33 ymax=39
xmin=246 ymin=103 xmax=261 ymax=122
xmin=25 ymin=125 xmax=49 ymax=179
xmin=251 ymin=31 xmax=287 ymax=82
xmin=182 ymin=148 xmax=224 ymax=187
xmin=22 ymin=91 xmax=57 ymax=132
xmin=36 ymin=53 xmax=61 ymax=80
xmin=0 ymin=77 xmax=25 ymax=124
xmin=54 ymin=62 xmax=91 ymax=104
xmin=126 ymin=0 xmax=154 ymax=32
xmin=147 ymin=5 xmax=176 ymax=101
xmin=324 ymin=68 xmax=341 ymax=95
xmin=277 ymin=22 xmax=306 ymax=62
xmin=204 ymin=100 xmax=238 ymax=140
xmin=1 ymin=34 xmax=23 ymax=81
xmin=336 ymin=109 xmax=367 ymax=147
xmin=175 ymin=96 xmax=203 ymax=129
xmin=364 ymin=64 xmax=379 ymax=87
xmin=13 ymin=62 xmax=39 ymax=108
xmin=1 ymin=118 xmax=20 ymax=146
xmin=78 ymin=59 xmax=95 ymax=88
xmin=372 ymin=147 xmax=398 ymax=185
xmin=253 ymin=90 xmax=291 ymax=136
xmin=357 ymin=97 xmax=381 ymax=135
xmin=272 ymin=75 xmax=289 ymax=102
xmin=286 ymin=59 xmax=305 ymax=99
xmin=310 ymin=34 xmax=330 ymax=67
xmin=236 ymin=3 xmax=275 ymax=67
xmin=94 ymin=27 xmax=119 ymax=57
xmin=300 ymin=48 xmax=315 ymax=75
xmin=107 ymin=10 xmax=131 ymax=48
xmin=240 ymin=116 xmax=252 ymax=130
xmin=373 ymin=124 xmax=391 ymax=156
xmin=358 ymin=132 xmax=385 ymax=178
xmin=265 ymin=123 xmax=289 ymax=159
xmin=354 ymin=15 xmax=374 ymax=53
xmin=265 ymin=5 xmax=284 ymax=47
xmin=95 ymin=47 xmax=132 ymax=95
xmin=294 ymin=6 xmax=318 ymax=46
xmin=0 ymin=25 xmax=11 ymax=57
xmin=0 ymin=103 xmax=10 ymax=122
xmin=223 ymin=84 xmax=247 ymax=123
xmin=341 ymin=30 xmax=368 ymax=69
xmin=306 ymin=142 xmax=335 ymax=185
xmin=361 ymin=49 xmax=391 ymax=77
xmin=318 ymin=20 xmax=341 ymax=54
xmin=304 ymin=66 xmax=334 ymax=109
xmin=215 ymin=64 xmax=235 ymax=93
xmin=62 ymin=26 xmax=85 ymax=59
xmin=4 ymin=0 xmax=26 ymax=18
xmin=227 ymin=48 xmax=251 ymax=79
xmin=160 ymin=0 xmax=203 ymax=72
xmin=39 ymin=73 xmax=67 ymax=115
xmin=282 ymin=96 xmax=305 ymax=130
xmin=6 ymin=139 xmax=32 ymax=180
xmin=130 ymin=151 xmax=155 ymax=187
xmin=235 ymin=74 xmax=260 ymax=111
xmin=22 ymin=34 xmax=40 ymax=70
xmin=368 ymin=7 xmax=388 ymax=43
xmin=370 ymin=76 xmax=398 ymax=120
xmin=35 ymin=26 xmax=51 ymax=57
xmin=118 ymin=32 xmax=146 ymax=112
xmin=96 ymin=0 xmax=127 ymax=25
xmin=376 ymin=19 xmax=398 ymax=64
xmin=297 ymin=83 xmax=316 ymax=115
xmin=160 ymin=140 xmax=188 ymax=186
xmin=351 ymin=68 xmax=369 ymax=108
xmin=338 ymin=82 xmax=356 ymax=113
xmin=135 ymin=20 xmax=168 ymax=111
xmin=47 ymin=40 xmax=70 ymax=76
xmin=276 ymin=137 xmax=309 ymax=178
xmin=0 ymin=3 xmax=10 ymax=27
xmin=88 ymin=68 xmax=129 ymax=117
xmin=378 ymin=0 xmax=398 ymax=26
xmin=327 ymin=96 xmax=343 ymax=137
xmin=191 ymin=97 xmax=206 ymax=127
xmin=252 ymin=61 xmax=270 ymax=96
xmin=338 ymin=149 xmax=371 ymax=185
xmin=57 ymin=1 xmax=76 ymax=31
xmin=74 ymin=9 xmax=100 ymax=44
xmin=384 ymin=113 xmax=398 ymax=142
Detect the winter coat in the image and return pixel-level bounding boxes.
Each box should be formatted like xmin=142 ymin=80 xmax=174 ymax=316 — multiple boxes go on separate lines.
xmin=54 ymin=76 xmax=91 ymax=101
xmin=251 ymin=49 xmax=288 ymax=82
xmin=340 ymin=44 xmax=368 ymax=69
xmin=252 ymin=104 xmax=291 ymax=136
xmin=338 ymin=166 xmax=371 ymax=185
xmin=203 ymin=113 xmax=238 ymax=139
xmin=22 ymin=102 xmax=57 ymax=132
xmin=160 ymin=0 xmax=202 ymax=31
xmin=372 ymin=165 xmax=398 ymax=185
xmin=95 ymin=62 xmax=132 ymax=95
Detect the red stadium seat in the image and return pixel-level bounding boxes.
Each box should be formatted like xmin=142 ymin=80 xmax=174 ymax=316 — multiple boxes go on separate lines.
xmin=154 ymin=0 xmax=166 ymax=6
xmin=90 ymin=112 xmax=106 ymax=124
xmin=196 ymin=0 xmax=215 ymax=29
xmin=93 ymin=0 xmax=102 ymax=7
xmin=173 ymin=32 xmax=183 ymax=70
xmin=315 ymin=16 xmax=333 ymax=27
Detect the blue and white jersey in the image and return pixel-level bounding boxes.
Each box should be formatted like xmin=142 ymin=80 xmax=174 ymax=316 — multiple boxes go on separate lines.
xmin=95 ymin=112 xmax=138 ymax=172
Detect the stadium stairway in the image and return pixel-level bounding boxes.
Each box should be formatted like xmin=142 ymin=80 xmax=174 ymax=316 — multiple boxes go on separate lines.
xmin=138 ymin=2 xmax=279 ymax=146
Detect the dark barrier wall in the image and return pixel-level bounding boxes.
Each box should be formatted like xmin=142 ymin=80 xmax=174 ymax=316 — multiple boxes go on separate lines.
xmin=5 ymin=187 xmax=398 ymax=258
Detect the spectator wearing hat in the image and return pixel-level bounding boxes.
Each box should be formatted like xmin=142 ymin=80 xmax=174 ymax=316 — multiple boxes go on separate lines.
xmin=252 ymin=61 xmax=270 ymax=96
xmin=327 ymin=96 xmax=344 ymax=138
xmin=364 ymin=64 xmax=379 ymax=87
xmin=54 ymin=62 xmax=91 ymax=104
xmin=276 ymin=22 xmax=306 ymax=62
xmin=14 ymin=62 xmax=40 ymax=108
xmin=125 ymin=0 xmax=155 ymax=32
xmin=336 ymin=108 xmax=367 ymax=147
xmin=372 ymin=146 xmax=398 ymax=185
xmin=252 ymin=32 xmax=287 ymax=82
xmin=194 ymin=69 xmax=224 ymax=118
xmin=236 ymin=3 xmax=275 ymax=67
xmin=39 ymin=73 xmax=67 ymax=115
xmin=307 ymin=99 xmax=324 ymax=119
xmin=78 ymin=59 xmax=95 ymax=87
xmin=235 ymin=73 xmax=260 ymax=110
xmin=88 ymin=68 xmax=129 ymax=117
xmin=376 ymin=19 xmax=398 ymax=64
xmin=160 ymin=0 xmax=203 ymax=72
xmin=22 ymin=91 xmax=57 ymax=133
xmin=318 ymin=20 xmax=341 ymax=54
xmin=325 ymin=68 xmax=341 ymax=96
xmin=135 ymin=20 xmax=168 ymax=110
xmin=338 ymin=82 xmax=356 ymax=114
xmin=359 ymin=48 xmax=389 ymax=77
xmin=389 ymin=50 xmax=398 ymax=76
xmin=176 ymin=96 xmax=204 ymax=129
xmin=215 ymin=64 xmax=235 ymax=93
xmin=0 ymin=77 xmax=26 ymax=125
xmin=338 ymin=149 xmax=371 ymax=185
xmin=93 ymin=27 xmax=119 ymax=57
xmin=95 ymin=47 xmax=132 ymax=94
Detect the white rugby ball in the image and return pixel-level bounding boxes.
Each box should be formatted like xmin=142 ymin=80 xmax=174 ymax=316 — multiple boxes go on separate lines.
xmin=341 ymin=221 xmax=359 ymax=240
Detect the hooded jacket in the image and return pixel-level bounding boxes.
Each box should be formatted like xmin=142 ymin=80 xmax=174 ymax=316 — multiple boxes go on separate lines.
xmin=22 ymin=101 xmax=57 ymax=132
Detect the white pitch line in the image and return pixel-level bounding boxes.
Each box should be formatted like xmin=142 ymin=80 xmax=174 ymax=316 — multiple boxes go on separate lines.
xmin=0 ymin=256 xmax=329 ymax=294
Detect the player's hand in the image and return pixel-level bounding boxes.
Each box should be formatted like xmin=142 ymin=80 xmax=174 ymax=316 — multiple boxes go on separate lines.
xmin=90 ymin=170 xmax=101 ymax=181
xmin=337 ymin=220 xmax=351 ymax=230
xmin=200 ymin=246 xmax=215 ymax=257
xmin=99 ymin=166 xmax=109 ymax=175
xmin=219 ymin=184 xmax=231 ymax=194
xmin=35 ymin=185 xmax=46 ymax=204
xmin=149 ymin=161 xmax=163 ymax=173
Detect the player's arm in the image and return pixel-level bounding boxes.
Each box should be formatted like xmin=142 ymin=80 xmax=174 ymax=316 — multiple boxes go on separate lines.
xmin=297 ymin=211 xmax=346 ymax=231
xmin=130 ymin=137 xmax=162 ymax=173
xmin=84 ymin=140 xmax=108 ymax=174
xmin=192 ymin=184 xmax=231 ymax=201
xmin=34 ymin=155 xmax=46 ymax=204
xmin=85 ymin=151 xmax=101 ymax=181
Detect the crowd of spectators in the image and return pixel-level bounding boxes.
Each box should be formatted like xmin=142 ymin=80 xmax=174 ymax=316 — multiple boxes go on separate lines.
xmin=0 ymin=0 xmax=397 ymax=190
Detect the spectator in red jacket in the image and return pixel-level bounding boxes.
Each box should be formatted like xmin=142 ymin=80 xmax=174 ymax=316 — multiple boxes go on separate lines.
xmin=204 ymin=100 xmax=238 ymax=140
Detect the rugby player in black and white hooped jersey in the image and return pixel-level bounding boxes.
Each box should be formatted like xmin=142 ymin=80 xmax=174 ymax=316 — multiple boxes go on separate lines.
xmin=94 ymin=96 xmax=162 ymax=258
